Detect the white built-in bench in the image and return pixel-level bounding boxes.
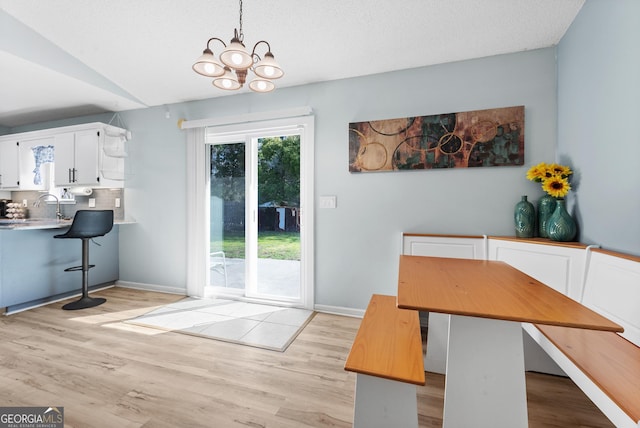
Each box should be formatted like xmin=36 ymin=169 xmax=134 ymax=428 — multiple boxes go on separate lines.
xmin=344 ymin=294 xmax=425 ymax=428
xmin=523 ymin=248 xmax=640 ymax=428
xmin=402 ymin=233 xmax=640 ymax=427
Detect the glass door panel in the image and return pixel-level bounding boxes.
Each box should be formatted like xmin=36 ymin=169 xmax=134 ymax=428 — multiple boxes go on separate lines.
xmin=252 ymin=135 xmax=301 ymax=301
xmin=209 ymin=142 xmax=245 ymax=293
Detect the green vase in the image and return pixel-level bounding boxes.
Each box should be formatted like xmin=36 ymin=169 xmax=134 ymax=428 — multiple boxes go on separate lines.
xmin=547 ymin=199 xmax=577 ymax=242
xmin=537 ymin=194 xmax=556 ymax=238
xmin=514 ymin=195 xmax=535 ymax=238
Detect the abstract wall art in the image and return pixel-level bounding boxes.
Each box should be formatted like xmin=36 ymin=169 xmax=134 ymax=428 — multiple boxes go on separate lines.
xmin=349 ymin=105 xmax=525 ymax=172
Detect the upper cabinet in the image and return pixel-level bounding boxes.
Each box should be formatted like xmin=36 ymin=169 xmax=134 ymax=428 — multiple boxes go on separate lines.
xmin=0 ymin=140 xmax=20 ymax=189
xmin=53 ymin=130 xmax=100 ymax=186
xmin=0 ymin=122 xmax=129 ymax=190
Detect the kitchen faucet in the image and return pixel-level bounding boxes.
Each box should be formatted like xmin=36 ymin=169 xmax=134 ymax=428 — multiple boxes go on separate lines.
xmin=34 ymin=193 xmax=63 ymax=219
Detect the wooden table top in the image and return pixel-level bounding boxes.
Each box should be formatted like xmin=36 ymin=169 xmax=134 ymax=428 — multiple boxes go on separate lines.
xmin=397 ymin=255 xmax=623 ymax=332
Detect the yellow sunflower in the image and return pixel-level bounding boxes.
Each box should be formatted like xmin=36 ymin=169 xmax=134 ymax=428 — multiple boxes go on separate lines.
xmin=526 ymin=162 xmax=549 ymax=182
xmin=548 ymin=163 xmax=573 ymax=178
xmin=542 ymin=176 xmax=571 ymax=198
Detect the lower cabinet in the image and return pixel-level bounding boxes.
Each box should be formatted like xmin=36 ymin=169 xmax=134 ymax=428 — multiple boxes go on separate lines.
xmin=0 ymin=227 xmax=119 ymax=311
xmin=487 ymin=237 xmax=587 ymax=301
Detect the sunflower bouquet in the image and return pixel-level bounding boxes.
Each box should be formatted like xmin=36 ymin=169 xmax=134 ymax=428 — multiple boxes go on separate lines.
xmin=526 ymin=162 xmax=573 ymax=199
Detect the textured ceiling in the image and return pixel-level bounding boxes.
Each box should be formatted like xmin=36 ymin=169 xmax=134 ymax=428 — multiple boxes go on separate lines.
xmin=0 ymin=0 xmax=584 ymax=127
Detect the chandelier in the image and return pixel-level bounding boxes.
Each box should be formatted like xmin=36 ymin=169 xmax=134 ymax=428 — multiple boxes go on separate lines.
xmin=192 ymin=0 xmax=284 ymax=93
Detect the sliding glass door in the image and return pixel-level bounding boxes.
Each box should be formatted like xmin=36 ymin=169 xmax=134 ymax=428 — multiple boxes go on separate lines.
xmin=207 ymin=125 xmax=309 ymax=307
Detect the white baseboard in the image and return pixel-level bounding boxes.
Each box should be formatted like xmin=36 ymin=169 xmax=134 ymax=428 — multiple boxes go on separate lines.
xmin=314 ymin=304 xmax=364 ymax=318
xmin=115 ymin=281 xmax=187 ymax=296
xmin=116 ymin=283 xmax=363 ymax=318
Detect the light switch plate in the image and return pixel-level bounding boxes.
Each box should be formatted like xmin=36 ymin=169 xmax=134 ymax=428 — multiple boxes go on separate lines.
xmin=88 ymin=198 xmax=96 ymax=208
xmin=319 ymin=195 xmax=337 ymax=209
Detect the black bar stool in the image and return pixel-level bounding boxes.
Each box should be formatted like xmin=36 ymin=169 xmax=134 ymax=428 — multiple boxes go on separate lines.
xmin=54 ymin=210 xmax=114 ymax=310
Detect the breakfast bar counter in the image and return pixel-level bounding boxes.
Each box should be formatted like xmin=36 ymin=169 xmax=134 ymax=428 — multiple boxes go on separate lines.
xmin=0 ymin=224 xmax=120 ymax=313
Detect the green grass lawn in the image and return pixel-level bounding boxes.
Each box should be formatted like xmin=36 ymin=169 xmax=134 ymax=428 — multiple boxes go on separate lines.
xmin=211 ymin=231 xmax=300 ymax=260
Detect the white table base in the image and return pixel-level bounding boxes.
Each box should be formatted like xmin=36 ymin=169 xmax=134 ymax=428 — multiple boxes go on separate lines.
xmin=443 ymin=315 xmax=528 ymax=428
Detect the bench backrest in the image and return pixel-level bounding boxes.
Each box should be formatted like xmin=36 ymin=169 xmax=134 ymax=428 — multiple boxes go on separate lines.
xmin=581 ymin=249 xmax=640 ymax=347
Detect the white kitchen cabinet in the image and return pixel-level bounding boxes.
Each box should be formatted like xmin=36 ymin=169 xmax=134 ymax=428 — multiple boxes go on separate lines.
xmin=1 ymin=122 xmax=128 ymax=190
xmin=54 ymin=130 xmax=101 ymax=186
xmin=0 ymin=140 xmax=20 ymax=189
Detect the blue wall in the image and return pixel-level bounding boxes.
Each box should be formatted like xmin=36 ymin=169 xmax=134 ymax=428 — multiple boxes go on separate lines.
xmin=557 ymin=0 xmax=640 ymax=256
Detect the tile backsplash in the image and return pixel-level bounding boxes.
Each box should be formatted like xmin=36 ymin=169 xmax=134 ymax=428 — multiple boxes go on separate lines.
xmin=7 ymin=188 xmax=124 ymax=221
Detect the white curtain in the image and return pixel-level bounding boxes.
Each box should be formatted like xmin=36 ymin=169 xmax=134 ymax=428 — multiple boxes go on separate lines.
xmin=185 ymin=127 xmax=208 ymax=297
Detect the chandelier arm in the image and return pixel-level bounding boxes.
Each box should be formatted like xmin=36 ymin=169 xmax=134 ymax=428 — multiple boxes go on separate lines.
xmin=251 ymin=40 xmax=272 ymax=57
xmin=206 ymin=37 xmax=227 ymax=49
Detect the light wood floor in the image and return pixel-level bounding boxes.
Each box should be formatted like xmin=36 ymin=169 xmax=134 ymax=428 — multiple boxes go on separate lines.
xmin=0 ymin=288 xmax=614 ymax=427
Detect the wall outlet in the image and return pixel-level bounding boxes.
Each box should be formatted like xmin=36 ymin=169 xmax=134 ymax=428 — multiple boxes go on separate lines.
xmin=22 ymin=199 xmax=27 ymax=207
xmin=88 ymin=198 xmax=96 ymax=208
xmin=115 ymin=198 xmax=121 ymax=208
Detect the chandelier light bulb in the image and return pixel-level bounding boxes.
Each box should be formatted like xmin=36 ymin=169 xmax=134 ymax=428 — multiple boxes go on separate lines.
xmin=253 ymin=52 xmax=284 ymax=80
xmin=231 ymin=53 xmax=244 ymax=66
xmin=213 ymin=66 xmax=241 ymax=90
xmin=204 ymin=63 xmax=216 ymax=74
xmin=192 ymin=48 xmax=225 ymax=77
xmin=263 ymin=66 xmax=275 ymax=77
xmin=249 ymin=78 xmax=275 ymax=93
xmin=220 ymin=38 xmax=253 ymax=70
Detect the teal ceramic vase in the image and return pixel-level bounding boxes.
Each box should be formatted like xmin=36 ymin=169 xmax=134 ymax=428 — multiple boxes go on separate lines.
xmin=537 ymin=194 xmax=556 ymax=238
xmin=547 ymin=199 xmax=577 ymax=242
xmin=514 ymin=195 xmax=535 ymax=238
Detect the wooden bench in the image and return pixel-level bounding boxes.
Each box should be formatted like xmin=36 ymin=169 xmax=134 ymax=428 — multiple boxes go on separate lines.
xmin=345 ymin=294 xmax=425 ymax=428
xmin=523 ymin=248 xmax=640 ymax=428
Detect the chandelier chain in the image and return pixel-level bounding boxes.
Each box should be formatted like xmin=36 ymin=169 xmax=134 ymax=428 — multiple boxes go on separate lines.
xmin=238 ymin=0 xmax=244 ymax=41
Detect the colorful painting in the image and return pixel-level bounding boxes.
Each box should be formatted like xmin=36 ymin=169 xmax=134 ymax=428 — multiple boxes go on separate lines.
xmin=349 ymin=105 xmax=525 ymax=172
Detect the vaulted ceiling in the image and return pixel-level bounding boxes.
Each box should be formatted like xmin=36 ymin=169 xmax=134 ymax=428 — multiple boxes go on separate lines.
xmin=0 ymin=0 xmax=584 ymax=127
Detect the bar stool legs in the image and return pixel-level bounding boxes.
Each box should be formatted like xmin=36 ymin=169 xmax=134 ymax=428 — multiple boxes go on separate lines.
xmin=62 ymin=238 xmax=106 ymax=310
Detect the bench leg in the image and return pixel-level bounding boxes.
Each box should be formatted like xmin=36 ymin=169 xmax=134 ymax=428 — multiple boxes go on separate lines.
xmin=443 ymin=315 xmax=528 ymax=428
xmin=353 ymin=374 xmax=418 ymax=428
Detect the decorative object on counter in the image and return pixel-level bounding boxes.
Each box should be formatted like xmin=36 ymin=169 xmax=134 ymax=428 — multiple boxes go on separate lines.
xmin=526 ymin=162 xmax=576 ymax=241
xmin=546 ymin=199 xmax=577 ymax=242
xmin=536 ymin=194 xmax=556 ymax=238
xmin=514 ymin=195 xmax=535 ymax=238
xmin=5 ymin=202 xmax=26 ymax=219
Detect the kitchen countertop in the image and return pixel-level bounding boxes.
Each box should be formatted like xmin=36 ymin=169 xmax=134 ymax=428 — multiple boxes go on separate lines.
xmin=0 ymin=218 xmax=135 ymax=230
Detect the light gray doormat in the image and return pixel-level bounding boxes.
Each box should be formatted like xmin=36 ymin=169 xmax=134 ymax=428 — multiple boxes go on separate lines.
xmin=127 ymin=297 xmax=315 ymax=352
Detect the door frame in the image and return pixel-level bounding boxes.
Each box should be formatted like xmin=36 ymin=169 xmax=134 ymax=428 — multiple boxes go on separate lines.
xmin=190 ymin=114 xmax=314 ymax=310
